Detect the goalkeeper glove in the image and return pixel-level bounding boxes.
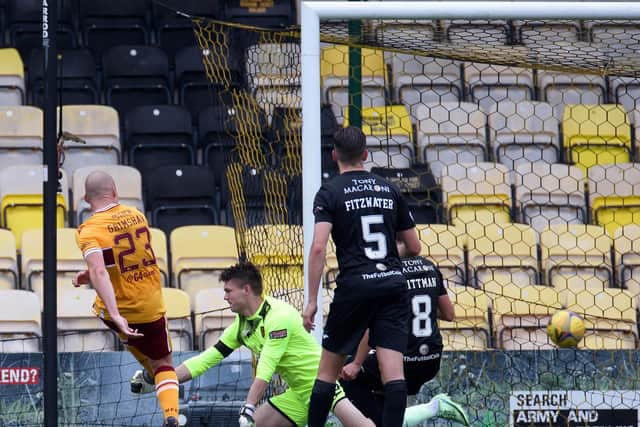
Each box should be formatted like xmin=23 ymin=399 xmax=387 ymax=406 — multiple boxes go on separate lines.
xmin=238 ymin=403 xmax=256 ymax=427
xmin=130 ymin=369 xmax=155 ymax=395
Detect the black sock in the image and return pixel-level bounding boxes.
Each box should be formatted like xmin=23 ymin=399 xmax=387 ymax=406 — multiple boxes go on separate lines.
xmin=382 ymin=379 xmax=407 ymax=427
xmin=307 ymin=379 xmax=336 ymax=427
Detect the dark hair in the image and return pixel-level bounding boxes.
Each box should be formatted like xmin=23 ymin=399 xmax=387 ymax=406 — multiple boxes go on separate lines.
xmin=333 ymin=126 xmax=366 ymax=164
xmin=219 ymin=262 xmax=263 ymax=295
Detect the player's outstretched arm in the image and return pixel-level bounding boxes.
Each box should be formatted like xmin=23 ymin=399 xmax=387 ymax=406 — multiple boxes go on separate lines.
xmin=397 ymin=228 xmax=421 ymax=258
xmin=303 ymin=222 xmax=332 ymax=332
xmin=437 ymin=294 xmax=455 ymax=322
xmin=340 ymin=329 xmax=370 ymax=381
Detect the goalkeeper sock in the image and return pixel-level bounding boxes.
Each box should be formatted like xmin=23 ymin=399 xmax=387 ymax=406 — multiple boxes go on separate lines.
xmin=382 ymin=380 xmax=407 ymax=427
xmin=154 ymin=366 xmax=179 ymax=420
xmin=402 ymin=399 xmax=439 ymax=427
xmin=308 ymin=379 xmax=336 ymax=427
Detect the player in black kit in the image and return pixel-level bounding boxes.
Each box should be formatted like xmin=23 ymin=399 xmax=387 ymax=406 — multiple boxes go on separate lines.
xmin=340 ymin=256 xmax=470 ymax=426
xmin=303 ymin=126 xmax=422 ymax=427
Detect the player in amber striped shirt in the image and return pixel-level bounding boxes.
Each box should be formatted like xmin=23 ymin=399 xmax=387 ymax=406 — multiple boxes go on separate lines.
xmin=74 ymin=171 xmax=179 ymax=427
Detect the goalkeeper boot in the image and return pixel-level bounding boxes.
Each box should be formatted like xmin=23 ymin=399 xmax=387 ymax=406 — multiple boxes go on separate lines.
xmin=434 ymin=393 xmax=470 ymax=426
xmin=164 ymin=416 xmax=178 ymax=427
xmin=131 ymin=369 xmax=155 ymax=395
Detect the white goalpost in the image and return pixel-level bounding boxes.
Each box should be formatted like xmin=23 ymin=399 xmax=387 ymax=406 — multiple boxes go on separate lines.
xmin=300 ymin=1 xmax=640 ymax=341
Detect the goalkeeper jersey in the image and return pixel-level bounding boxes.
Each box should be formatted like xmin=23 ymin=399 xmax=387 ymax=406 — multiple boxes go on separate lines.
xmin=76 ymin=203 xmax=165 ymax=324
xmin=184 ymin=296 xmax=320 ymax=393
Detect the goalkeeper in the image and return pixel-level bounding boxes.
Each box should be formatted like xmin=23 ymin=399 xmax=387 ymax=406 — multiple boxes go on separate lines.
xmin=133 ymin=262 xmax=376 ymax=427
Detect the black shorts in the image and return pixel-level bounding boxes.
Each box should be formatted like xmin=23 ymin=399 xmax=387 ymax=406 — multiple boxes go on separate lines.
xmin=322 ymin=292 xmax=409 ymax=355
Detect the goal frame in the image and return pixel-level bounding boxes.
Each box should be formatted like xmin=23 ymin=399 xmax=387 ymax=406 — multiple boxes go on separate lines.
xmin=300 ymin=1 xmax=640 ymax=340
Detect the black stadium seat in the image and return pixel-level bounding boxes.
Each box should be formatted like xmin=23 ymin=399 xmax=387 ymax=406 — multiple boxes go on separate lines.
xmin=29 ymin=48 xmax=98 ymax=106
xmin=124 ymin=105 xmax=195 ymax=177
xmin=103 ymin=45 xmax=171 ymax=116
xmin=145 ymin=165 xmax=218 ymax=235
xmin=79 ymin=0 xmax=149 ymax=62
xmin=223 ymin=0 xmax=296 ymax=29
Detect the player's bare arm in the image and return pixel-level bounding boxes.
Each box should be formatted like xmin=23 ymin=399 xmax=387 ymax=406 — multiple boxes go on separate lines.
xmin=85 ymin=251 xmax=142 ymax=338
xmin=437 ymin=294 xmax=455 ymax=322
xmin=340 ymin=329 xmax=370 ymax=381
xmin=397 ymin=228 xmax=421 ymax=257
xmin=303 ymin=221 xmax=332 ymax=332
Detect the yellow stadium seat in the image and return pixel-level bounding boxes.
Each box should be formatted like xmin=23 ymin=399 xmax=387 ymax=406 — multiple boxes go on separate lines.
xmin=21 ymin=228 xmax=86 ymax=302
xmin=614 ymin=224 xmax=640 ymax=297
xmin=567 ymin=288 xmax=637 ymax=350
xmin=0 ymin=48 xmax=25 ymax=106
xmin=162 ymin=288 xmax=193 ymax=351
xmin=540 ymin=224 xmax=612 ymax=294
xmin=416 ymin=224 xmax=466 ymax=287
xmin=439 ymin=286 xmax=490 ymax=350
xmin=194 ymin=288 xmax=235 ymax=349
xmin=588 ymin=163 xmax=640 ymax=236
xmin=0 ymin=290 xmax=41 ymax=352
xmin=171 ymin=225 xmax=239 ymax=305
xmin=57 ymin=288 xmax=117 ymax=352
xmin=57 ymin=105 xmax=121 ymax=178
xmin=441 ymin=162 xmax=512 ymax=230
xmin=490 ymin=284 xmax=561 ymax=350
xmin=72 ymin=165 xmax=144 ymax=226
xmin=149 ymin=227 xmax=169 ymax=286
xmin=0 ymin=165 xmax=68 ymax=250
xmin=0 ymin=106 xmax=43 ymax=170
xmin=562 ymin=104 xmax=632 ymax=175
xmin=0 ymin=229 xmax=18 ymax=290
xmin=321 ymin=44 xmax=387 ymax=123
xmin=345 ymin=105 xmax=415 ymax=170
xmin=467 ymin=223 xmax=539 ymax=289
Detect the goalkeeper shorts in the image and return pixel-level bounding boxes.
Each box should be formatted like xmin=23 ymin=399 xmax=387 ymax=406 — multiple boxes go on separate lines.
xmin=268 ymin=382 xmax=346 ymax=427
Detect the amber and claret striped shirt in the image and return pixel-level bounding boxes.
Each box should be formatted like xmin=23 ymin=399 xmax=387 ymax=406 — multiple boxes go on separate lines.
xmin=76 ymin=203 xmax=165 ymax=324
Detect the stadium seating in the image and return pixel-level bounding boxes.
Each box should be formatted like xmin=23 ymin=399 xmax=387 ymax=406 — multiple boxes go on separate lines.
xmin=145 ymin=165 xmax=218 ymax=235
xmin=416 ymin=224 xmax=466 ymax=287
xmin=540 ymin=224 xmax=613 ymax=296
xmin=153 ymin=0 xmax=218 ymax=60
xmin=0 ymin=165 xmax=68 ymax=249
xmin=562 ymin=104 xmax=632 ymax=175
xmin=566 ymin=288 xmax=637 ymax=350
xmin=586 ymin=20 xmax=640 ymax=50
xmin=102 ymin=46 xmax=172 ymax=117
xmin=588 ymin=163 xmax=640 ymax=236
xmin=441 ymin=162 xmax=512 ymax=229
xmin=149 ymin=227 xmax=170 ymax=287
xmin=513 ymin=20 xmax=582 ymax=44
xmin=491 ymin=284 xmax=561 ymax=350
xmin=346 ymin=105 xmax=414 ymax=171
xmin=195 ymin=288 xmax=234 ymax=349
xmin=0 ymin=229 xmax=18 ymax=290
xmin=245 ymin=225 xmax=303 ymax=294
xmin=321 ymin=45 xmax=387 ymax=123
xmin=57 ymin=288 xmax=117 ymax=352
xmin=162 ymin=288 xmax=193 ymax=351
xmin=21 ymin=228 xmax=85 ymax=302
xmin=513 ymin=162 xmax=586 ymax=234
xmin=222 ymin=0 xmax=296 ymax=28
xmin=415 ymin=102 xmax=487 ymax=178
xmin=487 ymin=101 xmax=560 ymax=170
xmin=57 ymin=105 xmax=121 ymax=178
xmin=440 ymin=286 xmax=490 ymax=350
xmin=389 ymin=54 xmax=462 ymax=117
xmin=72 ymin=165 xmax=144 ymax=226
xmin=78 ymin=1 xmax=149 ymax=61
xmin=0 ymin=289 xmax=41 ymax=352
xmin=442 ymin=19 xmax=511 ymax=45
xmin=614 ymin=224 xmax=640 ymax=297
xmin=610 ymin=77 xmax=640 ymax=114
xmin=464 ymin=63 xmax=535 ymax=113
xmin=467 ymin=223 xmax=539 ymax=290
xmin=29 ymin=49 xmax=99 ymax=107
xmin=537 ymin=71 xmax=607 ymax=120
xmin=171 ymin=225 xmax=239 ymax=305
xmin=124 ymin=105 xmax=195 ymax=176
xmin=0 ymin=48 xmax=25 ymax=105
xmin=245 ymin=42 xmax=301 ymax=92
xmin=0 ymin=105 xmax=42 ymax=171
xmin=371 ymin=165 xmax=441 ymax=223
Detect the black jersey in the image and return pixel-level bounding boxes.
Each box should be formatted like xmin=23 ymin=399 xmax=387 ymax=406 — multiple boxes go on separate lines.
xmin=313 ymin=170 xmax=415 ymax=298
xmin=402 ymin=256 xmax=446 ymax=359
